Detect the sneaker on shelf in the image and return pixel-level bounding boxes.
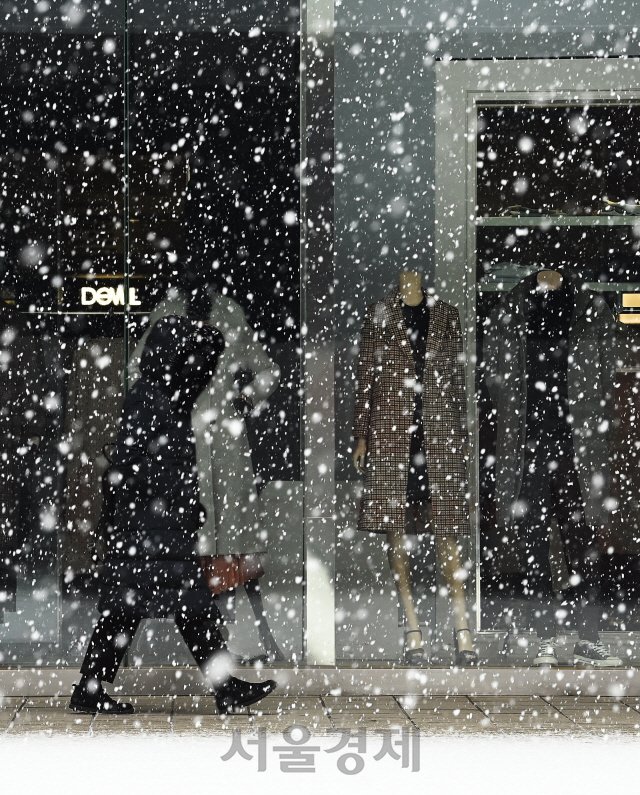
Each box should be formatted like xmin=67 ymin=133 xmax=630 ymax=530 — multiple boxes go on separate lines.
xmin=574 ymin=639 xmax=623 ymax=668
xmin=533 ymin=637 xmax=558 ymax=667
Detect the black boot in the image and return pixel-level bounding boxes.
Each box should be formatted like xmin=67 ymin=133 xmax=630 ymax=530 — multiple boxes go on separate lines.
xmin=69 ymin=677 xmax=134 ymax=715
xmin=215 ymin=676 xmax=277 ymax=715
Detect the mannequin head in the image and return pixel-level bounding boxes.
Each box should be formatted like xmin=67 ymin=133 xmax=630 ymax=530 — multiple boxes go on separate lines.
xmin=536 ymin=269 xmax=563 ymax=291
xmin=399 ymin=270 xmax=423 ymax=305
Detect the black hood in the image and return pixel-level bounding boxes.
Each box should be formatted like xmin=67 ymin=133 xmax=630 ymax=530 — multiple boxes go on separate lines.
xmin=139 ymin=315 xmax=225 ymax=410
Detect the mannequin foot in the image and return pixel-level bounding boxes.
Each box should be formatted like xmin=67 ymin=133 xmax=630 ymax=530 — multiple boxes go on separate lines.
xmin=258 ymin=627 xmax=286 ymax=663
xmin=533 ymin=637 xmax=558 ymax=667
xmin=403 ymin=629 xmax=426 ymax=666
xmin=264 ymin=645 xmax=286 ymax=663
xmin=453 ymin=628 xmax=478 ymax=667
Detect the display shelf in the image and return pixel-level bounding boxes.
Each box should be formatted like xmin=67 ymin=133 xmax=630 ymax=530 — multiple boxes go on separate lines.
xmin=477 ymin=215 xmax=640 ymax=227
xmin=478 ymin=281 xmax=640 ymax=293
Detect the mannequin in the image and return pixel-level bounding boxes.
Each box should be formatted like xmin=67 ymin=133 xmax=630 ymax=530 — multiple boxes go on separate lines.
xmin=484 ymin=268 xmax=622 ymax=667
xmin=353 ymin=270 xmax=476 ymax=665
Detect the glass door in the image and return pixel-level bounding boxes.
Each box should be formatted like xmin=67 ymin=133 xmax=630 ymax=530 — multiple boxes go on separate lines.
xmin=475 ymin=101 xmax=640 ymax=646
xmin=436 ymin=58 xmax=640 ymax=666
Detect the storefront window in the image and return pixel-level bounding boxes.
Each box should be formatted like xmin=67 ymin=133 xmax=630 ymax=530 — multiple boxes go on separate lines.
xmin=0 ymin=4 xmax=301 ymax=669
xmin=3 ymin=0 xmax=640 ymax=680
xmin=436 ymin=58 xmax=640 ymax=666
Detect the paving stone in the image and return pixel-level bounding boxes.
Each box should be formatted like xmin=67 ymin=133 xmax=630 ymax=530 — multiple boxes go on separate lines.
xmin=412 ymin=721 xmax=501 ymax=735
xmin=0 ymin=697 xmax=25 ymax=711
xmin=327 ymin=716 xmax=413 ymax=729
xmin=557 ymin=704 xmax=639 ymax=717
xmin=470 ymin=697 xmax=553 ymax=715
xmin=546 ymin=696 xmax=626 ymax=707
xmin=322 ymin=696 xmax=399 ymax=712
xmin=172 ymin=715 xmax=251 ymax=734
xmin=6 ymin=711 xmax=93 ymax=735
xmin=486 ymin=716 xmax=577 ymax=731
xmin=171 ymin=696 xmax=221 ymax=715
xmin=398 ymin=695 xmax=476 ymax=711
xmin=170 ymin=694 xmax=327 ymax=718
xmin=23 ymin=697 xmax=70 ymax=710
xmin=91 ymin=714 xmax=172 ymax=734
xmin=579 ymin=725 xmax=640 ymax=735
xmin=238 ymin=714 xmax=334 ymax=734
xmin=559 ymin=710 xmax=640 ymax=728
xmin=124 ymin=695 xmax=175 ymax=713
xmin=247 ymin=696 xmax=328 ymax=717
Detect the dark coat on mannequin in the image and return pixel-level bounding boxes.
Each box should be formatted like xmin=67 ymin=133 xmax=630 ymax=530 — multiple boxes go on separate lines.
xmin=353 ymin=287 xmax=470 ymax=537
xmin=483 ymin=271 xmax=615 ymax=533
xmin=99 ymin=314 xmax=225 ymax=619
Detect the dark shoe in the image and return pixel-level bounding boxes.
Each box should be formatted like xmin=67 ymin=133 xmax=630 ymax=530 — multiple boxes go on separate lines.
xmin=574 ymin=639 xmax=623 ymax=668
xmin=453 ymin=628 xmax=479 ymax=667
xmin=69 ymin=681 xmax=134 ymax=715
xmin=403 ymin=629 xmax=426 ymax=666
xmin=215 ymin=676 xmax=277 ymax=715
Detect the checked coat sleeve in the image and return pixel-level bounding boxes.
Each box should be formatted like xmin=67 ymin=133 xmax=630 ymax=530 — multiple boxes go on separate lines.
xmin=353 ymin=306 xmax=378 ymax=441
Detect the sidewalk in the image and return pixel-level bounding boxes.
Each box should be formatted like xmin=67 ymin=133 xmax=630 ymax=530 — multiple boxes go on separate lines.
xmin=3 ymin=692 xmax=640 ymax=736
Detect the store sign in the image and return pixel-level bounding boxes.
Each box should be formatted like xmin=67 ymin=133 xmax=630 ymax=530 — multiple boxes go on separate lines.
xmin=61 ymin=276 xmax=153 ymax=313
xmin=80 ymin=285 xmax=142 ymax=307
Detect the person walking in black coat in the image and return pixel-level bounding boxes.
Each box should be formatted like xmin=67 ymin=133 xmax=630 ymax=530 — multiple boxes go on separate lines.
xmin=69 ymin=310 xmax=277 ymax=714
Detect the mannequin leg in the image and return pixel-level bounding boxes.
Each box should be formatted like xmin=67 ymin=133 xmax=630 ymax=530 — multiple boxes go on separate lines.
xmin=244 ymin=578 xmax=285 ymax=661
xmin=547 ymin=437 xmax=602 ymax=642
xmin=514 ymin=442 xmax=557 ymax=639
xmin=386 ymin=527 xmax=423 ymax=651
xmin=213 ymin=588 xmax=237 ymax=624
xmin=436 ymin=536 xmax=473 ymax=653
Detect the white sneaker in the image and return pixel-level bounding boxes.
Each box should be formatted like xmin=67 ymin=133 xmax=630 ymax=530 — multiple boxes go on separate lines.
xmin=533 ymin=637 xmax=558 ymax=667
xmin=574 ymin=639 xmax=623 ymax=668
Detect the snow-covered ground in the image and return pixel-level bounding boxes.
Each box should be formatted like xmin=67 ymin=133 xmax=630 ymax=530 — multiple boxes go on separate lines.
xmin=1 ymin=734 xmax=639 ymax=795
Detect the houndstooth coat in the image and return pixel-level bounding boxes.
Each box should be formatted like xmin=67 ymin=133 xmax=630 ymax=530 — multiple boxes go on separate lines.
xmin=353 ymin=287 xmax=470 ymax=537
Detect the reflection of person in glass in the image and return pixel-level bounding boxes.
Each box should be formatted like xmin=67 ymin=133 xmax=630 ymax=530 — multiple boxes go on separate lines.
xmin=485 ymin=269 xmax=623 ymax=667
xmin=353 ymin=270 xmax=477 ymax=666
xmin=130 ymin=154 xmax=284 ymax=662
xmin=69 ymin=312 xmax=277 ymax=714
xmin=130 ymin=269 xmax=284 ymax=663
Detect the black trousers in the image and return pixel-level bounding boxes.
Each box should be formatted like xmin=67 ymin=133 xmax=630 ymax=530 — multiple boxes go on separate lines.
xmin=514 ymin=432 xmax=601 ymax=642
xmin=80 ymin=608 xmax=226 ymax=684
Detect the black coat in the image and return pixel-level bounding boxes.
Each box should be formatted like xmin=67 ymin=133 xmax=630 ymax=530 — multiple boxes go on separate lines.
xmin=99 ymin=315 xmax=224 ymax=619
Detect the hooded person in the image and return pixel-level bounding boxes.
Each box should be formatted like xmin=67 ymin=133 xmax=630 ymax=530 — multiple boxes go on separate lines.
xmin=69 ymin=310 xmax=277 ymax=714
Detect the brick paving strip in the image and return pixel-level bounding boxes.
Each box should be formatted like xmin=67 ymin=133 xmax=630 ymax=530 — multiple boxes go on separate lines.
xmin=2 ymin=694 xmax=640 ymax=736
